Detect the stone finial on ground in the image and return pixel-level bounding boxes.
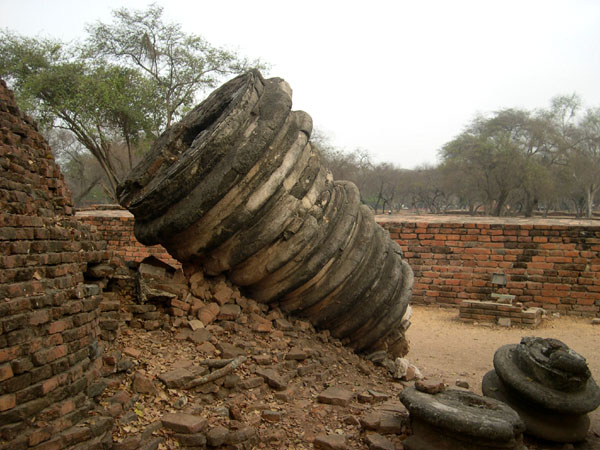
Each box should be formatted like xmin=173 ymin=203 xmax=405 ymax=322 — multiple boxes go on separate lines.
xmin=482 ymin=336 xmax=600 ymax=443
xmin=399 ymin=387 xmax=526 ymax=450
xmin=118 ymin=69 xmax=413 ymax=356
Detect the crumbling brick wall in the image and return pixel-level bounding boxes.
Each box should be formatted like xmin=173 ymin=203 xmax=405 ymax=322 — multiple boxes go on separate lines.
xmin=79 ymin=207 xmax=600 ymax=317
xmin=0 ymin=80 xmax=113 ymax=448
xmin=383 ymin=221 xmax=600 ymax=317
xmin=76 ymin=208 xmax=180 ymax=268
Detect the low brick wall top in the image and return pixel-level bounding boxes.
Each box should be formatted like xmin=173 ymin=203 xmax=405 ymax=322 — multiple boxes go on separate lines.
xmin=76 ymin=210 xmax=180 ymax=269
xmin=381 ymin=218 xmax=600 ymax=317
xmin=77 ymin=209 xmax=600 ymax=317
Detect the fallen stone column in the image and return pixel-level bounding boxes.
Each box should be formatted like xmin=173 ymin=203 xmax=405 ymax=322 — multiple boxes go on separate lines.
xmin=482 ymin=337 xmax=600 ymax=443
xmin=118 ymin=70 xmax=413 ymax=356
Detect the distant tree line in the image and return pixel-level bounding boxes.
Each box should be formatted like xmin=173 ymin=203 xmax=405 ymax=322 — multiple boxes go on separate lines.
xmin=319 ymin=94 xmax=600 ymax=218
xmin=2 ymin=6 xmax=598 ymax=217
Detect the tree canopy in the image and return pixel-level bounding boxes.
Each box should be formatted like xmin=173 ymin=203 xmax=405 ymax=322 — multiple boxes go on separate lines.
xmin=85 ymin=4 xmax=262 ymax=131
xmin=1 ymin=5 xmax=598 ymax=216
xmin=0 ymin=4 xmax=265 ymax=201
xmin=437 ymin=96 xmax=600 ymax=217
xmin=318 ymin=95 xmax=600 ymax=218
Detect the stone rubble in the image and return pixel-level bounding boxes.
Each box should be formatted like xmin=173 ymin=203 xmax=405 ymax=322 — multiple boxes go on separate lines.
xmin=4 ymin=70 xmax=600 ymax=449
xmin=89 ymin=258 xmax=600 ymax=449
xmin=92 ymin=261 xmax=413 ymax=449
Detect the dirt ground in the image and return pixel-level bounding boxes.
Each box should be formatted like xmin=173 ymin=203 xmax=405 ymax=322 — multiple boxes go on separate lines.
xmin=407 ymin=305 xmax=600 ymax=444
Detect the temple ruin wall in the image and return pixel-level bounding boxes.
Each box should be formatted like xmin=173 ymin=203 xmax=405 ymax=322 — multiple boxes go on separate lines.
xmin=383 ymin=220 xmax=600 ymax=317
xmin=1 ymin=80 xmax=113 ymax=449
xmin=76 ymin=207 xmax=180 ymax=269
xmin=78 ymin=211 xmax=600 ymax=317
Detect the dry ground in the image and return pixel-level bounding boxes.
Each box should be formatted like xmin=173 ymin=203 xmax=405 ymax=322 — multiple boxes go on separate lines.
xmin=105 ymin=303 xmax=600 ymax=449
xmin=407 ymin=305 xmax=600 ymax=446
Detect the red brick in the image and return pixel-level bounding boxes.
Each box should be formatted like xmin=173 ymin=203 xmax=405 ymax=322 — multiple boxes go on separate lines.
xmin=48 ymin=320 xmax=69 ymax=334
xmin=0 ymin=363 xmax=14 ymax=382
xmin=0 ymin=394 xmax=16 ymax=411
xmin=574 ymin=305 xmax=598 ymax=312
xmin=0 ymin=346 xmax=20 ymax=364
xmin=472 ymin=314 xmax=495 ymax=321
xmin=42 ymin=376 xmax=59 ymax=394
xmin=29 ymin=309 xmax=50 ymax=326
xmin=33 ymin=345 xmax=68 ymax=366
xmin=535 ymin=296 xmax=560 ymax=304
xmin=29 ymin=427 xmax=53 ymax=446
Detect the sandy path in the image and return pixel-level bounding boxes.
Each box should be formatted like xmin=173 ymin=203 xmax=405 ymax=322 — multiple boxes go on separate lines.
xmin=407 ymin=305 xmax=600 ymax=443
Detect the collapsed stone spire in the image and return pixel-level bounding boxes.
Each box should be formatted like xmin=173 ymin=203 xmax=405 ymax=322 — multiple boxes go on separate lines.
xmin=118 ymin=70 xmax=413 ymax=355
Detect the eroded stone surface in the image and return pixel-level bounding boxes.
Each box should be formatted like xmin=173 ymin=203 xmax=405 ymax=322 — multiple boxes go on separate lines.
xmin=365 ymin=433 xmax=395 ymax=450
xmin=118 ymin=70 xmax=413 ymax=357
xmin=483 ymin=370 xmax=590 ymax=443
xmin=161 ymin=413 xmax=207 ymax=434
xmin=400 ymin=387 xmax=526 ymax=449
xmin=483 ymin=337 xmax=600 ymax=443
xmin=314 ymin=434 xmax=349 ymax=450
xmin=317 ymin=387 xmax=356 ymax=406
xmin=158 ymin=368 xmax=196 ymax=389
xmin=255 ymin=368 xmax=288 ymax=390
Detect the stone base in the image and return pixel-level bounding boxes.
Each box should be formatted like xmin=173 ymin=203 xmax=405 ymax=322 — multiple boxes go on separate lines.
xmin=403 ymin=419 xmax=526 ymax=450
xmin=400 ymin=387 xmax=526 ymax=450
xmin=482 ymin=370 xmax=590 ymax=443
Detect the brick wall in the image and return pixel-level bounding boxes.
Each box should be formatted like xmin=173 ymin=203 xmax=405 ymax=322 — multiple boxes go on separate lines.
xmin=0 ymin=79 xmax=113 ymax=448
xmin=78 ymin=211 xmax=600 ymax=318
xmin=76 ymin=209 xmax=180 ymax=269
xmin=382 ymin=221 xmax=600 ymax=317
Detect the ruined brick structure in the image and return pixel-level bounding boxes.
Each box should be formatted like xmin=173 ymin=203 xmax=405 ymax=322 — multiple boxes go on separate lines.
xmin=117 ymin=71 xmax=413 ymax=356
xmin=383 ymin=220 xmax=600 ymax=317
xmin=76 ymin=206 xmax=180 ymax=269
xmin=0 ymin=80 xmax=113 ymax=448
xmin=80 ymin=210 xmax=600 ymax=318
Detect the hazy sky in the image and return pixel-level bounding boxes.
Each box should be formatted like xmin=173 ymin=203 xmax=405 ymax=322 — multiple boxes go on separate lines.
xmin=2 ymin=0 xmax=600 ymax=168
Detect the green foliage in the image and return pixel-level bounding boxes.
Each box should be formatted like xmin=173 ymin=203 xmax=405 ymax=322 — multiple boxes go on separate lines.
xmin=0 ymin=4 xmax=266 ymax=203
xmin=85 ymin=3 xmax=266 ymax=130
xmin=0 ymin=30 xmax=157 ymax=196
xmin=439 ymin=110 xmax=530 ymax=216
xmin=319 ymin=94 xmax=600 ymax=218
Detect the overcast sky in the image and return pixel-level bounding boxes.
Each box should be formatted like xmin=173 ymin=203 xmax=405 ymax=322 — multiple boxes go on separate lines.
xmin=2 ymin=0 xmax=600 ymax=168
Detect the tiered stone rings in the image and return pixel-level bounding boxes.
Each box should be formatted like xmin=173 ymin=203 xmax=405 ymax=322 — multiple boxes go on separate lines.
xmin=118 ymin=70 xmax=413 ymax=356
xmin=483 ymin=337 xmax=600 ymax=442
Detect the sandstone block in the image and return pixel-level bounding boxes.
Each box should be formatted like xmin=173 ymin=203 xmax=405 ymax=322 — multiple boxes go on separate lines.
xmin=158 ymin=368 xmax=195 ymax=389
xmin=161 ymin=413 xmax=207 ymax=434
xmin=261 ymin=410 xmax=283 ymax=422
xmin=218 ymin=303 xmax=241 ymax=321
xmin=314 ymin=434 xmax=349 ymax=450
xmin=188 ymin=319 xmax=204 ymax=331
xmin=255 ymin=368 xmax=287 ymax=390
xmin=364 ymin=433 xmax=395 ymax=450
xmin=206 ymin=425 xmax=229 ymax=447
xmin=318 ymin=387 xmax=355 ymax=406
xmin=133 ymin=372 xmax=157 ymax=394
